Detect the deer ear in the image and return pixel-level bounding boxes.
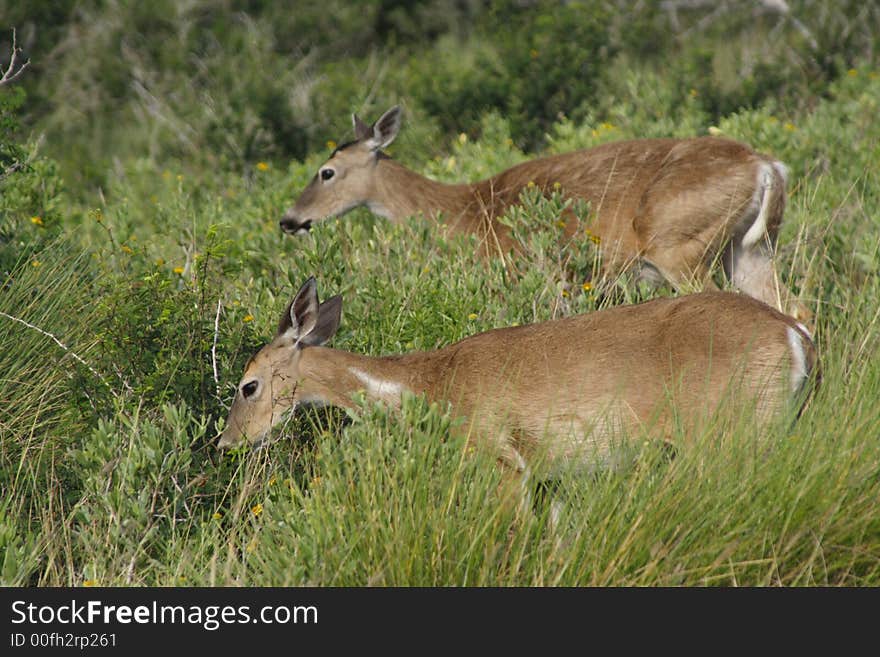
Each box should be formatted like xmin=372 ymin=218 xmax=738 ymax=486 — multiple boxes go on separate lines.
xmin=352 ymin=113 xmax=371 ymax=141
xmin=279 ymin=277 xmax=319 ymax=342
xmin=300 ymin=295 xmax=342 ymax=347
xmin=365 ymin=106 xmax=402 ymax=151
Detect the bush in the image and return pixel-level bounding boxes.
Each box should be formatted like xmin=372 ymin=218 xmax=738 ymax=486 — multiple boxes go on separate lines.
xmin=0 ymin=80 xmax=66 ymax=274
xmin=1 ymin=2 xmax=879 ymax=587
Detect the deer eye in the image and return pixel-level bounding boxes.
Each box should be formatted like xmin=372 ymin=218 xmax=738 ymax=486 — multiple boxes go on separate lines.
xmin=320 ymin=168 xmax=335 ymax=181
xmin=241 ymin=380 xmax=259 ymax=399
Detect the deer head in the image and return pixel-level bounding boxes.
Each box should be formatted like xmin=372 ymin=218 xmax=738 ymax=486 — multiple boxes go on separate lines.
xmin=279 ymin=106 xmax=403 ymax=235
xmin=217 ymin=277 xmax=342 ymax=449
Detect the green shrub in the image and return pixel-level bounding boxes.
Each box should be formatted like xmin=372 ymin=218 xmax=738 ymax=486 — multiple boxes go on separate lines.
xmin=1 ymin=2 xmax=879 ymax=587
xmin=0 ymin=83 xmax=66 ymax=274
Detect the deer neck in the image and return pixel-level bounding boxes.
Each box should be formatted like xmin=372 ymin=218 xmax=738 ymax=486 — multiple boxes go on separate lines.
xmin=372 ymin=159 xmax=475 ymax=225
xmin=297 ymin=346 xmax=434 ymax=409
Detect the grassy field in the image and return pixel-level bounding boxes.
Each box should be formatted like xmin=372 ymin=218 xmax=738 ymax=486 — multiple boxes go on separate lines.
xmin=1 ymin=3 xmax=879 ymax=586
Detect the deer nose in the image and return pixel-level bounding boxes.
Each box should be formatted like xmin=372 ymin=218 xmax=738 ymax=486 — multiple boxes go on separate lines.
xmin=216 ymin=430 xmax=238 ymax=451
xmin=279 ymin=214 xmax=312 ymax=235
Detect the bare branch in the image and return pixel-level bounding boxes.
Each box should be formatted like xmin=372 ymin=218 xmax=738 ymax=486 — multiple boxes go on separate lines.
xmin=212 ymin=298 xmax=222 ymax=397
xmin=130 ymin=78 xmax=198 ymax=151
xmin=1 ymin=29 xmax=30 ymax=87
xmin=0 ymin=310 xmax=121 ymax=398
xmin=661 ymin=0 xmax=817 ymax=50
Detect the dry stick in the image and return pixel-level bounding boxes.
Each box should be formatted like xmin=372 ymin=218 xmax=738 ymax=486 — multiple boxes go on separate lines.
xmin=130 ymin=79 xmax=199 ymax=152
xmin=212 ymin=298 xmax=222 ymax=397
xmin=0 ymin=310 xmax=120 ymax=398
xmin=0 ymin=28 xmax=30 ymax=87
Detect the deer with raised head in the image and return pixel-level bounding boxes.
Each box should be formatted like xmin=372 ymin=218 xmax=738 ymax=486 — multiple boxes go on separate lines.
xmin=218 ymin=278 xmax=816 ymax=493
xmin=280 ymin=107 xmax=807 ymax=321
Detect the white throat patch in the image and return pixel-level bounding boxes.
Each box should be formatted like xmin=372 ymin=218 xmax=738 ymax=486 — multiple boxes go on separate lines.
xmin=350 ymin=367 xmax=404 ymax=403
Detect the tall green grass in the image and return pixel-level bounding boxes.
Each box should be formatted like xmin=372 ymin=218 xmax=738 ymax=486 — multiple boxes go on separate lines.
xmin=1 ymin=44 xmax=879 ymax=587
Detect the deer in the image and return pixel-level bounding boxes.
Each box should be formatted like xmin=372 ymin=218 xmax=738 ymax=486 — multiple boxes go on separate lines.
xmin=217 ymin=277 xmax=817 ymax=507
xmin=279 ymin=106 xmax=808 ymax=322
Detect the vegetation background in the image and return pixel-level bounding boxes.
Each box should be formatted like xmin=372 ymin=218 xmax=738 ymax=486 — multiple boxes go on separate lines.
xmin=1 ymin=0 xmax=878 ymax=586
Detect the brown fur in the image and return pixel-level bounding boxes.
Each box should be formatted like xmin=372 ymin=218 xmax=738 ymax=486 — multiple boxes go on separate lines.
xmin=281 ymin=108 xmax=806 ymax=320
xmin=219 ymin=287 xmax=817 ymax=479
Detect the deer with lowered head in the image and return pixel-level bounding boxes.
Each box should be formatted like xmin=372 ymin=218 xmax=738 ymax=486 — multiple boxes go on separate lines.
xmin=218 ymin=278 xmax=816 ymax=494
xmin=280 ymin=107 xmax=807 ymax=321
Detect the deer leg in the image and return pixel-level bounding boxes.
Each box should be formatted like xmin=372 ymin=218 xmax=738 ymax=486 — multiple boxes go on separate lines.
xmin=723 ymin=237 xmax=782 ymax=309
xmin=723 ymin=236 xmax=812 ymax=323
xmin=495 ymin=442 xmax=532 ymax=520
xmin=495 ymin=441 xmax=563 ymax=535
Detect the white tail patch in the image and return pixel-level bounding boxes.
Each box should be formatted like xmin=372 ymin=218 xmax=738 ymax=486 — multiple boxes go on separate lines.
xmin=742 ymin=162 xmax=776 ymax=248
xmin=787 ymin=326 xmax=810 ymax=394
xmin=772 ymin=160 xmax=789 ymax=186
xmin=350 ymin=367 xmax=405 ymax=403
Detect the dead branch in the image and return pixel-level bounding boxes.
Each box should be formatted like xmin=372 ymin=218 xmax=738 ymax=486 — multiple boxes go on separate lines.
xmin=1 ymin=29 xmax=30 ymax=87
xmin=661 ymin=0 xmax=817 ymax=50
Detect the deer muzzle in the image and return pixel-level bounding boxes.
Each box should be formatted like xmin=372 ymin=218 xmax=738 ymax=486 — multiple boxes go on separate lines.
xmin=279 ymin=213 xmax=312 ymax=236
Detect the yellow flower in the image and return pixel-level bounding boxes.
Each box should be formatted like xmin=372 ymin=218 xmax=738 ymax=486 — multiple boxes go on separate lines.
xmin=326 ymin=140 xmax=337 ymax=150
xmin=212 ymin=512 xmax=223 ymax=520
xmin=556 ymin=220 xmax=567 ymax=229
xmin=527 ymin=180 xmax=536 ymax=188
xmin=121 ymin=245 xmax=133 ymax=254
xmin=783 ymin=122 xmax=796 ymax=132
xmin=561 ymin=289 xmax=570 ymax=298
xmin=600 ymin=122 xmax=615 ymax=131
xmin=268 ymin=474 xmax=277 ymax=486
xmin=30 ymin=216 xmax=43 ymax=226
xmin=173 ymin=266 xmax=185 ymax=275
xmin=458 ymin=133 xmax=468 ymax=144
xmin=552 ymin=182 xmax=561 ymax=190
xmin=251 ymin=503 xmax=263 ymax=517
xmin=589 ymin=234 xmax=601 ymax=245
xmin=310 ymin=475 xmax=322 ymax=487
xmin=83 ymin=579 xmax=97 ymax=587
xmin=847 ymin=68 xmax=858 ymax=77
xmin=176 ymin=174 xmax=184 ymax=182
xmin=243 ymin=314 xmax=254 ymax=323
xmin=582 ymin=281 xmax=593 ymax=292
xmin=468 ymin=313 xmax=478 ymax=320
xmin=31 ymin=260 xmax=41 ymax=267
xmin=256 ymin=161 xmax=270 ymax=172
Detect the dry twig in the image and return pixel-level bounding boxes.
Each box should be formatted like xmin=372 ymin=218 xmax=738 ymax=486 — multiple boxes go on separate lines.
xmin=1 ymin=29 xmax=30 ymax=87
